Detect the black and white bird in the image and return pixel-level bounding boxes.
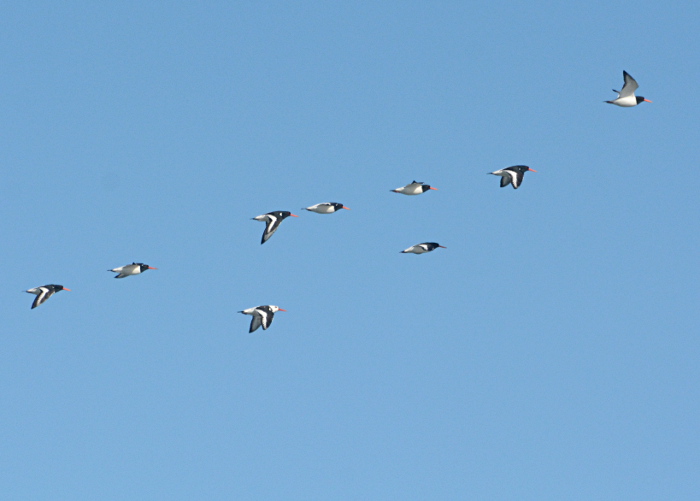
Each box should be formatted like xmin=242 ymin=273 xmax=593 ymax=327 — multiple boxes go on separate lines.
xmin=252 ymin=211 xmax=299 ymax=244
xmin=109 ymin=262 xmax=157 ymax=279
xmin=391 ymin=181 xmax=438 ymax=195
xmin=401 ymin=242 xmax=446 ymax=254
xmin=488 ymin=165 xmax=537 ymax=189
xmin=238 ymin=305 xmax=286 ymax=333
xmin=302 ymin=202 xmax=351 ymax=214
xmin=25 ymin=284 xmax=70 ymax=309
xmin=606 ymin=71 xmax=652 ymax=107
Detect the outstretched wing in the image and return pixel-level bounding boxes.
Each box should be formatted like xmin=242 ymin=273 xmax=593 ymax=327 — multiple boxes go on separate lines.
xmin=261 ymin=310 xmax=275 ymax=330
xmin=261 ymin=215 xmax=281 ymax=244
xmin=511 ymin=170 xmax=523 ymax=189
xmin=31 ymin=287 xmax=52 ymax=309
xmin=249 ymin=314 xmax=263 ymax=333
xmin=500 ymin=173 xmax=512 ymax=188
xmin=619 ymin=71 xmax=639 ymax=98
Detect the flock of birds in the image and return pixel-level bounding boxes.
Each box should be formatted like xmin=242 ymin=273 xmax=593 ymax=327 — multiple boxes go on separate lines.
xmin=25 ymin=71 xmax=651 ymax=332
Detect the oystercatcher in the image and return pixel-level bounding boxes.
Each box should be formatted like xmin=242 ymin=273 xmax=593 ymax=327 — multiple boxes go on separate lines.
xmin=488 ymin=165 xmax=536 ymax=189
xmin=606 ymin=71 xmax=652 ymax=107
xmin=238 ymin=305 xmax=286 ymax=333
xmin=401 ymin=242 xmax=446 ymax=254
xmin=109 ymin=263 xmax=157 ymax=279
xmin=252 ymin=211 xmax=299 ymax=244
xmin=391 ymin=181 xmax=438 ymax=195
xmin=303 ymin=202 xmax=351 ymax=214
xmin=25 ymin=284 xmax=70 ymax=309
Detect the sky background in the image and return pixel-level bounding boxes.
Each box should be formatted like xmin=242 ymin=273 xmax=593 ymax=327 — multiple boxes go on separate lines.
xmin=1 ymin=1 xmax=699 ymax=499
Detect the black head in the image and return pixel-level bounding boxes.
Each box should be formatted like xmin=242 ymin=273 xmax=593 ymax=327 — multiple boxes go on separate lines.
xmin=51 ymin=284 xmax=71 ymax=292
xmin=329 ymin=203 xmax=351 ymax=211
xmin=271 ymin=211 xmax=299 ymax=219
xmin=509 ymin=165 xmax=530 ymax=174
xmin=636 ymin=96 xmax=652 ymax=104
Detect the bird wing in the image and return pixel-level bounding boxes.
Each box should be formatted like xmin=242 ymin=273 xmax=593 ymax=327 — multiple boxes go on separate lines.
xmin=261 ymin=310 xmax=275 ymax=330
xmin=249 ymin=314 xmax=263 ymax=333
xmin=499 ymin=173 xmax=512 ymax=188
xmin=261 ymin=215 xmax=281 ymax=244
xmin=511 ymin=170 xmax=523 ymax=189
xmin=620 ymin=71 xmax=639 ymax=98
xmin=31 ymin=287 xmax=52 ymax=309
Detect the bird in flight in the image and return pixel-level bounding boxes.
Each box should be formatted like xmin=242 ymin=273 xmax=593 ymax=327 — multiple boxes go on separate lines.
xmin=25 ymin=284 xmax=70 ymax=309
xmin=109 ymin=262 xmax=157 ymax=278
xmin=605 ymin=71 xmax=652 ymax=107
xmin=401 ymin=242 xmax=446 ymax=254
xmin=488 ymin=165 xmax=537 ymax=189
xmin=302 ymin=202 xmax=351 ymax=214
xmin=238 ymin=305 xmax=286 ymax=333
xmin=391 ymin=181 xmax=438 ymax=195
xmin=252 ymin=211 xmax=299 ymax=244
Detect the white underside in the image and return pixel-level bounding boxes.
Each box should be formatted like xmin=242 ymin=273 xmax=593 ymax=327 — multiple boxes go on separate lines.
xmin=111 ymin=264 xmax=141 ymax=276
xmin=395 ymin=184 xmax=423 ymax=195
xmin=305 ymin=204 xmax=335 ymax=213
xmin=610 ymin=95 xmax=638 ymax=107
xmin=403 ymin=245 xmax=427 ymax=254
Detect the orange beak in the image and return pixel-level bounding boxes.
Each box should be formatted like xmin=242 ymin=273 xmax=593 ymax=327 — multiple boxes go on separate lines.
xmin=528 ymin=168 xmax=538 ymax=172
xmin=342 ymin=206 xmax=351 ymax=210
xmin=438 ymin=246 xmax=446 ymax=248
xmin=290 ymin=214 xmax=299 ymax=217
xmin=278 ymin=308 xmax=287 ymax=312
xmin=430 ymin=187 xmax=438 ymax=190
xmin=644 ymin=98 xmax=653 ymax=103
xmin=63 ymin=288 xmax=72 ymax=291
xmin=148 ymin=267 xmax=158 ymax=270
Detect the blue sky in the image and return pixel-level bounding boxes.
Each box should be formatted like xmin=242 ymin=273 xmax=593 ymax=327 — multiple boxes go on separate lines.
xmin=2 ymin=2 xmax=699 ymax=499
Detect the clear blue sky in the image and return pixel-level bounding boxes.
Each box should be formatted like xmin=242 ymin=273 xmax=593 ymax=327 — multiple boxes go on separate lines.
xmin=2 ymin=2 xmax=699 ymax=499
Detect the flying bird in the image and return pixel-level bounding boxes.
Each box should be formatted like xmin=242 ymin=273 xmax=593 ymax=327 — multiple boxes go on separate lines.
xmin=109 ymin=262 xmax=157 ymax=278
xmin=252 ymin=211 xmax=299 ymax=244
xmin=488 ymin=165 xmax=537 ymax=189
xmin=391 ymin=181 xmax=438 ymax=195
xmin=606 ymin=71 xmax=652 ymax=107
xmin=238 ymin=305 xmax=286 ymax=333
xmin=401 ymin=242 xmax=446 ymax=254
xmin=25 ymin=284 xmax=70 ymax=309
xmin=303 ymin=202 xmax=351 ymax=214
